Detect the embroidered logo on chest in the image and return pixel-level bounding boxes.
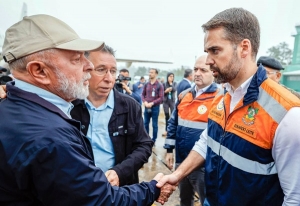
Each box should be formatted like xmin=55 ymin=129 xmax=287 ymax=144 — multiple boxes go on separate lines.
xmin=217 ymin=98 xmax=224 ymax=110
xmin=242 ymin=106 xmax=259 ymax=125
xmin=197 ymin=105 xmax=207 ymax=114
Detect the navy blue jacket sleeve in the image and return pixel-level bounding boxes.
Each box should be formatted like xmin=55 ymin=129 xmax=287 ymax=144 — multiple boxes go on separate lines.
xmin=164 ymin=101 xmax=179 ymax=153
xmin=18 ymin=133 xmax=159 ymax=205
xmin=129 ymin=91 xmax=142 ymax=105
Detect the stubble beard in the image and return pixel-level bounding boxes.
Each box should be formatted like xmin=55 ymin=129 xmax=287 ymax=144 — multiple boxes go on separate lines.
xmin=212 ymin=50 xmax=241 ymax=84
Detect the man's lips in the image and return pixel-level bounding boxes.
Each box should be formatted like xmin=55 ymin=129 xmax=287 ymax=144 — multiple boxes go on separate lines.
xmin=211 ymin=70 xmax=218 ymax=77
xmin=100 ymin=86 xmax=111 ymax=90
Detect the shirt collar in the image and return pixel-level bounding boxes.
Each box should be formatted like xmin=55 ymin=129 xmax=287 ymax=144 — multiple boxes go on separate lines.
xmin=194 ymin=84 xmax=211 ymax=96
xmin=85 ymin=89 xmax=114 ymax=110
xmin=14 ymin=79 xmax=74 ymax=118
xmin=183 ymin=78 xmax=192 ymax=85
xmin=224 ymin=75 xmax=253 ymax=96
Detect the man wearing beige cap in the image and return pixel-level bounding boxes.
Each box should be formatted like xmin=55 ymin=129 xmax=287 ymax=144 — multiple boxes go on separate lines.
xmin=0 ymin=14 xmax=174 ymax=205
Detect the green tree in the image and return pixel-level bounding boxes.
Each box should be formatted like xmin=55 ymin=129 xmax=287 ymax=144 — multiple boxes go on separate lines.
xmin=266 ymin=42 xmax=293 ymax=66
xmin=134 ymin=66 xmax=148 ymax=77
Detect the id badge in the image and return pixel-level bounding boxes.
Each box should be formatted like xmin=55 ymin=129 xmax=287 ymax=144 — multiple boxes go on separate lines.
xmin=152 ymin=91 xmax=155 ymax=97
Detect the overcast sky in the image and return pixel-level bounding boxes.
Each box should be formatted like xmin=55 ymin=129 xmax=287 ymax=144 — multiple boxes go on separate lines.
xmin=0 ymin=0 xmax=299 ymax=70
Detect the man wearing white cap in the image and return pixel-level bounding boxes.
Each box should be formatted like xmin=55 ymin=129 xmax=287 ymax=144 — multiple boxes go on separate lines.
xmin=0 ymin=14 xmax=174 ymax=205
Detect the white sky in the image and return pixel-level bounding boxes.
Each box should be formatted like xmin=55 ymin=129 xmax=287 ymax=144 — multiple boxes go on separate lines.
xmin=0 ymin=0 xmax=299 ymax=70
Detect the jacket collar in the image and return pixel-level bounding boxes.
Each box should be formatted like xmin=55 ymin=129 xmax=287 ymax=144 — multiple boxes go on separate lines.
xmin=191 ymin=82 xmax=219 ymax=98
xmin=243 ymin=65 xmax=267 ymax=105
xmin=7 ymin=81 xmax=71 ymax=120
xmin=112 ymin=88 xmax=129 ymax=115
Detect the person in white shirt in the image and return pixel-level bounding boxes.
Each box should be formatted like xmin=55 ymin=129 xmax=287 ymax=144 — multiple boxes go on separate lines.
xmin=156 ymin=8 xmax=300 ymax=205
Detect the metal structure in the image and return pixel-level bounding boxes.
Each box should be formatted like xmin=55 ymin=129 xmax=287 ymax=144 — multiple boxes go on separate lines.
xmin=282 ymin=24 xmax=300 ymax=91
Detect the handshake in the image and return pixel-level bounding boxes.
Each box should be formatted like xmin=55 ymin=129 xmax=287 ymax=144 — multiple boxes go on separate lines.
xmin=152 ymin=172 xmax=180 ymax=205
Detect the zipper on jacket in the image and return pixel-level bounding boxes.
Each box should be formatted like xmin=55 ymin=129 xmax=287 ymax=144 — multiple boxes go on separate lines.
xmin=216 ymin=98 xmax=251 ymax=205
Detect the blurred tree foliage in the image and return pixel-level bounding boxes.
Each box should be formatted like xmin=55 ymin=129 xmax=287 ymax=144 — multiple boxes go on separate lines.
xmin=133 ymin=66 xmax=188 ymax=82
xmin=266 ymin=42 xmax=293 ymax=66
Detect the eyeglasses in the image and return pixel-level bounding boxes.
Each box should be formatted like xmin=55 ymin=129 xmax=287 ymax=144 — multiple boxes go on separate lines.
xmin=93 ymin=68 xmax=117 ymax=77
xmin=266 ymin=71 xmax=278 ymax=75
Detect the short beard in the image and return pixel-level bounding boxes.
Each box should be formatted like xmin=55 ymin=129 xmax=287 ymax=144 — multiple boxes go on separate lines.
xmin=212 ymin=50 xmax=241 ymax=84
xmin=54 ymin=69 xmax=90 ymax=100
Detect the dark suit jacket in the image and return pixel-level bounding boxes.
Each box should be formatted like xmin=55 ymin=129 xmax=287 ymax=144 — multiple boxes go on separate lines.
xmin=176 ymin=78 xmax=191 ymax=96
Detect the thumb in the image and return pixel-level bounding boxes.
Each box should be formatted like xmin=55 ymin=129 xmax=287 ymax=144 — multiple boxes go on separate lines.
xmin=153 ymin=173 xmax=164 ymax=182
xmin=156 ymin=175 xmax=169 ymax=188
xmin=105 ymin=170 xmax=111 ymax=178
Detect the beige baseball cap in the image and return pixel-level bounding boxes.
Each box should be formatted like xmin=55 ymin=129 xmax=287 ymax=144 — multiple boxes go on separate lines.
xmin=2 ymin=14 xmax=104 ymax=63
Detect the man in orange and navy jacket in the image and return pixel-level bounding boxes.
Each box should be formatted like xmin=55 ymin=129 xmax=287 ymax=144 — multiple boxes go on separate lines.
xmin=163 ymin=55 xmax=220 ymax=206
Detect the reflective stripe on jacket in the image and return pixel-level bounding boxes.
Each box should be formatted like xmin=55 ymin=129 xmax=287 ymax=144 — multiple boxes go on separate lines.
xmin=164 ymin=83 xmax=219 ymax=163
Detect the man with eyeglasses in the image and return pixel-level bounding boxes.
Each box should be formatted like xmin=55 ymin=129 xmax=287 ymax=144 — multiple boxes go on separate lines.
xmin=0 ymin=15 xmax=174 ymax=205
xmin=257 ymin=56 xmax=300 ymax=99
xmin=71 ymin=45 xmax=153 ymax=187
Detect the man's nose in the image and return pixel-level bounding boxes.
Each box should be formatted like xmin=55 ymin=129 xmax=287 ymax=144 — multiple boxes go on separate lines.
xmin=206 ymin=55 xmax=214 ymax=65
xmin=84 ymin=58 xmax=94 ymax=72
xmin=103 ymin=70 xmax=115 ymax=81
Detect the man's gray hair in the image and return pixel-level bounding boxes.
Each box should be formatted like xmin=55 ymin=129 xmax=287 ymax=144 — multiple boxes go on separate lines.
xmin=184 ymin=68 xmax=193 ymax=78
xmin=84 ymin=44 xmax=115 ymax=58
xmin=9 ymin=49 xmax=58 ymax=72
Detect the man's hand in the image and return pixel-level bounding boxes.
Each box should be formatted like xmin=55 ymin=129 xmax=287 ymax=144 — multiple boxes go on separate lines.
xmin=156 ymin=173 xmax=179 ymax=189
xmin=105 ymin=170 xmax=119 ymax=186
xmin=165 ymin=153 xmax=174 ymax=170
xmin=153 ymin=173 xmax=177 ymax=205
xmin=144 ymin=101 xmax=153 ymax=108
xmin=121 ymin=82 xmax=131 ymax=94
xmin=0 ymin=85 xmax=7 ymax=98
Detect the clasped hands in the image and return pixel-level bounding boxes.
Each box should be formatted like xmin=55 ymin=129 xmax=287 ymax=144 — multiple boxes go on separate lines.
xmin=153 ymin=173 xmax=179 ymax=205
xmin=105 ymin=170 xmax=178 ymax=204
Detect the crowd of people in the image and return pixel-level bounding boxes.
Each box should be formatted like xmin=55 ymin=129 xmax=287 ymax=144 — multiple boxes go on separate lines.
xmin=0 ymin=7 xmax=300 ymax=206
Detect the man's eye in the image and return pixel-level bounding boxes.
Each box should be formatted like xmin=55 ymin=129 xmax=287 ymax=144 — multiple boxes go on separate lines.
xmin=96 ymin=68 xmax=106 ymax=72
xmin=110 ymin=70 xmax=117 ymax=75
xmin=212 ymin=49 xmax=219 ymax=54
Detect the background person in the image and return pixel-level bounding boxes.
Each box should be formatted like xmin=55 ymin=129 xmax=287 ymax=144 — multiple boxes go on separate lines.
xmin=114 ymin=68 xmax=142 ymax=104
xmin=133 ymin=76 xmax=146 ymax=98
xmin=162 ymin=72 xmax=177 ymax=136
xmin=142 ymin=68 xmax=164 ymax=145
xmin=257 ymin=56 xmax=300 ymax=99
xmin=164 ymin=55 xmax=219 ymax=206
xmin=176 ymin=68 xmax=193 ymax=95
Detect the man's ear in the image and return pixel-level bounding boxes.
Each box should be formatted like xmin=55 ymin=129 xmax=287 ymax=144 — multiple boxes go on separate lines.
xmin=277 ymin=72 xmax=282 ymax=80
xmin=240 ymin=39 xmax=251 ymax=59
xmin=26 ymin=61 xmax=52 ymax=85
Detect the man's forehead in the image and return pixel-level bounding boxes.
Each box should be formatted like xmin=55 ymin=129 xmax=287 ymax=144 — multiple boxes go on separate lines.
xmin=89 ymin=51 xmax=116 ymax=64
xmin=264 ymin=66 xmax=278 ymax=72
xmin=203 ymin=29 xmax=228 ymax=49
